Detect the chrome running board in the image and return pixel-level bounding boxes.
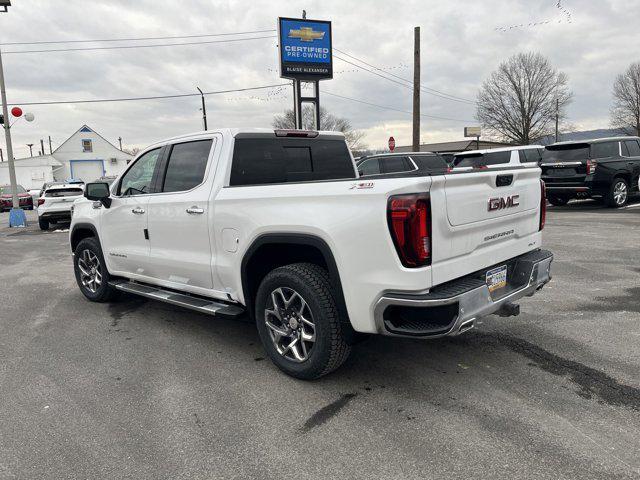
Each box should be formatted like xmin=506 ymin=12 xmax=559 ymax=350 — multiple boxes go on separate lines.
xmin=109 ymin=280 xmax=245 ymax=318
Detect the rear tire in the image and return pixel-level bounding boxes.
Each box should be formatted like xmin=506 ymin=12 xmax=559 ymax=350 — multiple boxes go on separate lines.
xmin=547 ymin=194 xmax=570 ymax=207
xmin=255 ymin=262 xmax=351 ymax=380
xmin=74 ymin=237 xmax=118 ymax=302
xmin=605 ymin=178 xmax=628 ymax=208
xmin=38 ymin=218 xmax=49 ymax=230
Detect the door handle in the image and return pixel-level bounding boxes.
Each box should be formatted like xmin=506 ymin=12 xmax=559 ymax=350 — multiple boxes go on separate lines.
xmin=186 ymin=206 xmax=204 ymax=215
xmin=131 ymin=207 xmax=145 ymax=214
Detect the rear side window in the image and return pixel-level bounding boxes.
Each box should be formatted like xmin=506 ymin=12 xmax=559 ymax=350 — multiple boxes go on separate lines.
xmin=358 ymin=158 xmax=381 ymax=175
xmin=590 ymin=142 xmax=619 ymax=159
xmin=411 ymin=154 xmax=448 ymax=171
xmin=518 ymin=149 xmax=542 ymax=163
xmin=454 ymin=150 xmax=510 ymax=167
xmin=381 ymin=156 xmax=411 ymax=174
xmin=623 ymin=140 xmax=640 ymax=157
xmin=230 ymin=138 xmax=355 ymax=186
xmin=162 ymin=140 xmax=212 ymax=193
xmin=45 ymin=188 xmax=83 ymax=197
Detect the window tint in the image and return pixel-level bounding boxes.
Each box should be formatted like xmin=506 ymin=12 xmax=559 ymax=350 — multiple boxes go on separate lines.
xmin=119 ymin=148 xmax=161 ymax=196
xmin=230 ymin=138 xmax=355 ymax=186
xmin=358 ymin=158 xmax=381 ymax=175
xmin=590 ymin=142 xmax=619 ymax=159
xmin=162 ymin=140 xmax=212 ymax=193
xmin=45 ymin=188 xmax=83 ymax=197
xmin=542 ymin=146 xmax=589 ymax=163
xmin=411 ymin=154 xmax=448 ymax=171
xmin=519 ymin=149 xmax=542 ymax=163
xmin=454 ymin=150 xmax=510 ymax=167
xmin=381 ymin=156 xmax=410 ymax=174
xmin=624 ymin=140 xmax=640 ymax=157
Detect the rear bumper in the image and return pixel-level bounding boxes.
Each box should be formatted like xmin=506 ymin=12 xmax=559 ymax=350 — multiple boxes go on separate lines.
xmin=374 ymin=249 xmax=553 ymax=338
xmin=39 ymin=210 xmax=72 ymax=221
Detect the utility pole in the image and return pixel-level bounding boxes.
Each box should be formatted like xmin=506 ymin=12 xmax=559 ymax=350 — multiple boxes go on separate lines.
xmin=118 ymin=136 xmax=122 ymax=150
xmin=0 ymin=44 xmax=23 ymax=225
xmin=26 ymin=143 xmax=33 ymax=156
xmin=48 ymin=135 xmax=53 ymax=154
xmin=196 ymin=86 xmax=207 ymax=130
xmin=0 ymin=147 xmax=3 ymax=162
xmin=555 ymin=98 xmax=559 ymax=142
xmin=40 ymin=138 xmax=44 ymax=156
xmin=412 ymin=26 xmax=421 ymax=152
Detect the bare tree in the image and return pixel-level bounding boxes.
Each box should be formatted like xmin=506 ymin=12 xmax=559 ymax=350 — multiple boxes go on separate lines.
xmin=610 ymin=62 xmax=640 ymax=136
xmin=476 ymin=52 xmax=572 ymax=144
xmin=273 ymin=106 xmax=365 ymax=150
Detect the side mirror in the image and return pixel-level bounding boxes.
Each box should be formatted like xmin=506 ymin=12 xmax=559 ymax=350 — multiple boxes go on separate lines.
xmin=84 ymin=182 xmax=111 ymax=208
xmin=358 ymin=169 xmax=364 ymax=176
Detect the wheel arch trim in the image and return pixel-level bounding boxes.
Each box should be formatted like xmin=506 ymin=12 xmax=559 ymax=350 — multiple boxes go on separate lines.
xmin=240 ymin=233 xmax=349 ymax=323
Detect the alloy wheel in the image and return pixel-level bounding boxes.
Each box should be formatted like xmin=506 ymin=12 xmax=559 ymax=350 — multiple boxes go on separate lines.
xmin=264 ymin=287 xmax=316 ymax=362
xmin=613 ymin=181 xmax=628 ymax=206
xmin=77 ymin=249 xmax=102 ymax=293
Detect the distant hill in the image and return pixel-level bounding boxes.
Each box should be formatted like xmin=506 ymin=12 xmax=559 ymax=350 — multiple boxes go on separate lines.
xmin=536 ymin=128 xmax=627 ymax=145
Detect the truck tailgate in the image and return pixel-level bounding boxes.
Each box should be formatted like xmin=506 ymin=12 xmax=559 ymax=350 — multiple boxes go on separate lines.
xmin=430 ymin=167 xmax=543 ymax=285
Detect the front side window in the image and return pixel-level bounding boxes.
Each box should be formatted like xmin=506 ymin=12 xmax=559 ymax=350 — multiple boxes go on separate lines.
xmin=162 ymin=140 xmax=212 ymax=193
xmin=82 ymin=139 xmax=93 ymax=152
xmin=590 ymin=142 xmax=619 ymax=159
xmin=118 ymin=148 xmax=161 ymax=196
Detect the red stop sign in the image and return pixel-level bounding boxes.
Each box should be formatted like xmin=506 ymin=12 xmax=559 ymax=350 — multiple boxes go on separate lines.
xmin=388 ymin=136 xmax=395 ymax=151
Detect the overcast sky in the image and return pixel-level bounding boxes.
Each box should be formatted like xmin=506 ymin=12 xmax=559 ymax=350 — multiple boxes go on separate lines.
xmin=0 ymin=0 xmax=637 ymax=157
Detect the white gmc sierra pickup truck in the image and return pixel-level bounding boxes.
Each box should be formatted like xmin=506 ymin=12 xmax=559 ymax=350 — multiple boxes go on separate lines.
xmin=70 ymin=129 xmax=553 ymax=379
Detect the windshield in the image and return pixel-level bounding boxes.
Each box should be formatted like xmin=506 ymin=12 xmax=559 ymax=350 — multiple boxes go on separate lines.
xmin=0 ymin=185 xmax=27 ymax=195
xmin=542 ymin=146 xmax=589 ymax=163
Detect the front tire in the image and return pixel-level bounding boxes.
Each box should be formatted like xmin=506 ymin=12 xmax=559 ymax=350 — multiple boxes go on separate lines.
xmin=38 ymin=218 xmax=49 ymax=230
xmin=605 ymin=178 xmax=628 ymax=208
xmin=547 ymin=194 xmax=570 ymax=207
xmin=255 ymin=263 xmax=351 ymax=380
xmin=73 ymin=237 xmax=117 ymax=302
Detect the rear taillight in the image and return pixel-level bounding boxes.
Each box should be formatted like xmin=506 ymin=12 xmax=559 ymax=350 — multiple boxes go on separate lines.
xmin=37 ymin=198 xmax=45 ymax=206
xmin=586 ymin=159 xmax=597 ymax=175
xmin=387 ymin=193 xmax=431 ymax=267
xmin=539 ymin=180 xmax=546 ymax=231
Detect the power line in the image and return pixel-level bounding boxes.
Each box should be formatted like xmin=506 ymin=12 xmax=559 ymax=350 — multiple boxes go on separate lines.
xmin=1 ymin=29 xmax=277 ymax=46
xmin=334 ymin=48 xmax=477 ymax=105
xmin=7 ymin=83 xmax=290 ymax=106
xmin=324 ymin=91 xmax=473 ymax=123
xmin=2 ymin=35 xmax=277 ymax=54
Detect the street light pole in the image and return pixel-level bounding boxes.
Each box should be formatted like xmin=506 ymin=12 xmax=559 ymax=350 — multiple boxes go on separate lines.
xmin=196 ymin=86 xmax=207 ymax=131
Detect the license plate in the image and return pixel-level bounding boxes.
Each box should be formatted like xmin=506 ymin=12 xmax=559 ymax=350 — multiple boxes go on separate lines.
xmin=486 ymin=265 xmax=507 ymax=293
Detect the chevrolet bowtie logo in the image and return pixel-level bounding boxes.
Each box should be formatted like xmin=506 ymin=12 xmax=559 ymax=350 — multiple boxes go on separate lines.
xmin=288 ymin=26 xmax=325 ymax=42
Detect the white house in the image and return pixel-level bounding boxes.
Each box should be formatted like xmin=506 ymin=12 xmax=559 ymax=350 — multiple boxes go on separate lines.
xmin=0 ymin=125 xmax=133 ymax=189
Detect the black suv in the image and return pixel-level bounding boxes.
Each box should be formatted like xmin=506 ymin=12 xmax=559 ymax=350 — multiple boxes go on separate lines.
xmin=541 ymin=137 xmax=640 ymax=207
xmin=356 ymin=152 xmax=449 ymax=177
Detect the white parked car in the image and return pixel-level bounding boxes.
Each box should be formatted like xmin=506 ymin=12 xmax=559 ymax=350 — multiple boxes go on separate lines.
xmin=37 ymin=183 xmax=84 ymax=230
xmin=70 ymin=128 xmax=552 ymax=379
xmin=452 ymin=145 xmax=544 ymax=170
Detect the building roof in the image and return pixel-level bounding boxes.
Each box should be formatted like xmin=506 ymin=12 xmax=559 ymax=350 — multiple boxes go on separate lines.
xmin=2 ymin=154 xmax=61 ymax=166
xmin=394 ymin=139 xmax=512 ymax=153
xmin=53 ymin=124 xmax=132 ymax=156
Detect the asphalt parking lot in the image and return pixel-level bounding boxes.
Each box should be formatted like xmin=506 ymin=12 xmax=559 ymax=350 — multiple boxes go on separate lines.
xmin=0 ymin=201 xmax=639 ymax=480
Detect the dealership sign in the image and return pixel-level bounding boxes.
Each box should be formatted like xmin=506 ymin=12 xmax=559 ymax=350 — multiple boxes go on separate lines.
xmin=278 ymin=17 xmax=333 ymax=80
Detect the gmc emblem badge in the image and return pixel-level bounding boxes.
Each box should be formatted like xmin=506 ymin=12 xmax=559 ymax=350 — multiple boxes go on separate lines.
xmin=488 ymin=194 xmax=520 ymax=211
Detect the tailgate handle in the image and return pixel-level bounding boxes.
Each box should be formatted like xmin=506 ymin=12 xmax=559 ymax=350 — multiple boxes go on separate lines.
xmin=496 ymin=174 xmax=513 ymax=187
